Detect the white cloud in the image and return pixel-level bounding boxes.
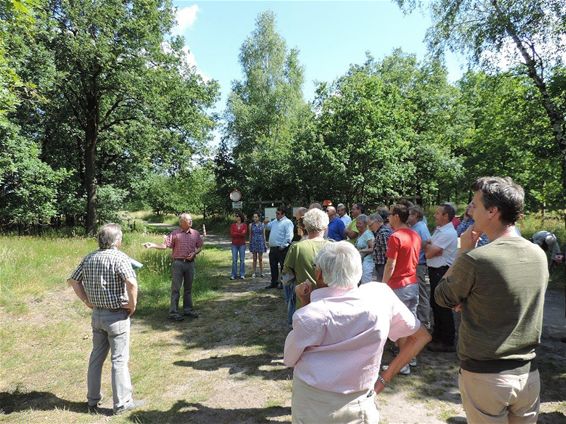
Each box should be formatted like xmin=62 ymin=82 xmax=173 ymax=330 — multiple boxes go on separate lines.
xmin=173 ymin=5 xmax=199 ymax=36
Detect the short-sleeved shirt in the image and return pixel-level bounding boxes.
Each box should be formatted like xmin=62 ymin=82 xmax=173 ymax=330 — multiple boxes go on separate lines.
xmin=411 ymin=220 xmax=431 ymax=265
xmin=70 ymin=248 xmax=136 ymax=309
xmin=267 ymin=216 xmax=294 ymax=248
xmin=165 ymin=228 xmax=203 ymax=259
xmin=284 ymin=283 xmax=420 ymax=394
xmin=373 ymin=225 xmax=393 ymax=265
xmin=327 ymin=217 xmax=345 ymax=241
xmin=283 ymin=239 xmax=329 ymax=285
xmin=427 ymin=222 xmax=458 ymax=268
xmin=386 ymin=228 xmax=420 ymax=289
xmin=346 ymin=218 xmax=359 ymax=243
xmin=356 ymin=229 xmax=375 ymax=265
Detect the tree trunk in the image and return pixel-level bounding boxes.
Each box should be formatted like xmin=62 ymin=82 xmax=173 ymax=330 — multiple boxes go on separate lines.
xmin=85 ymin=93 xmax=99 ymax=235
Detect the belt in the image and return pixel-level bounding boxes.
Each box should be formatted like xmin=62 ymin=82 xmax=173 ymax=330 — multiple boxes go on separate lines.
xmin=428 ymin=265 xmax=449 ymax=270
xmin=174 ymin=258 xmax=194 ymax=263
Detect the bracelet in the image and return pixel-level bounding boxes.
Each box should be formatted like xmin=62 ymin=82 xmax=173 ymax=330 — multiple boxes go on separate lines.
xmin=376 ymin=375 xmax=387 ymax=386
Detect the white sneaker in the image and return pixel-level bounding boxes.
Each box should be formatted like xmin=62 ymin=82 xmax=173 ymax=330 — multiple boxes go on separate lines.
xmin=399 ymin=364 xmax=411 ymax=375
xmin=409 ymin=357 xmax=417 ymax=367
xmin=252 ymin=273 xmax=256 ymax=278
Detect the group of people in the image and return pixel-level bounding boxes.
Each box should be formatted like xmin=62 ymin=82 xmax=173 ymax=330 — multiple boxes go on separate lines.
xmin=67 ymin=176 xmax=561 ymax=423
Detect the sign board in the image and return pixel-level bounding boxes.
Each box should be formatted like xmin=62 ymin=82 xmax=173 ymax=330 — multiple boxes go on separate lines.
xmin=264 ymin=207 xmax=277 ymax=221
xmin=232 ymin=201 xmax=243 ymax=209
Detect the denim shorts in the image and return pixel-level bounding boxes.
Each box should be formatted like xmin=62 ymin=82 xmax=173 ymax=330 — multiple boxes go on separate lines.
xmin=393 ymin=283 xmax=418 ymax=319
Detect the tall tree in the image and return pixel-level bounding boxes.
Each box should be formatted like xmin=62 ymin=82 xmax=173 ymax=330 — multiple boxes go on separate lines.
xmin=27 ymin=0 xmax=218 ymax=233
xmin=396 ymin=0 xmax=566 ymax=206
xmin=223 ymin=11 xmax=307 ymax=204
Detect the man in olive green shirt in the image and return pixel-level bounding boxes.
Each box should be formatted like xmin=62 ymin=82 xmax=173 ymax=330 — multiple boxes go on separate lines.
xmin=282 ymin=208 xmax=330 ymax=326
xmin=435 ymin=177 xmax=548 ymax=424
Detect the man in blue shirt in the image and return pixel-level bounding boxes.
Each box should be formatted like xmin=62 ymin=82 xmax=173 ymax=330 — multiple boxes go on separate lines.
xmin=326 ymin=206 xmax=345 ymax=241
xmin=408 ymin=206 xmax=432 ymax=331
xmin=265 ymin=206 xmax=294 ymax=289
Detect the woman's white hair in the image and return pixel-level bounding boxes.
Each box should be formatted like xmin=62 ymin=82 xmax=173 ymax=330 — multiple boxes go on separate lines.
xmin=303 ymin=208 xmax=329 ymax=233
xmin=314 ymin=241 xmax=362 ymax=289
xmin=97 ymin=223 xmax=123 ymax=249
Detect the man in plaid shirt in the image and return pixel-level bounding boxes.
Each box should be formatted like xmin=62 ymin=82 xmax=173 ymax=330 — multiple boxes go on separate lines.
xmin=371 ymin=213 xmax=393 ymax=282
xmin=68 ymin=223 xmax=142 ymax=415
xmin=144 ymin=213 xmax=203 ymax=321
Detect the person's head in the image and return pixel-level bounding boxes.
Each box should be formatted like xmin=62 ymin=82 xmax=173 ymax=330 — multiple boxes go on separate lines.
xmin=351 ymin=203 xmax=365 ymax=218
xmin=389 ymin=204 xmax=409 ymax=229
xmin=377 ymin=207 xmax=390 ymax=223
xmin=294 ymin=207 xmax=307 ymax=221
xmin=303 ymin=208 xmax=329 ymax=234
xmin=470 ymin=177 xmax=524 ymax=230
xmin=326 ymin=206 xmax=337 ymax=220
xmin=252 ymin=211 xmax=261 ymax=222
xmin=408 ymin=206 xmax=424 ymax=226
xmin=314 ymin=241 xmax=362 ymax=289
xmin=179 ymin=213 xmax=193 ymax=230
xmin=355 ymin=214 xmax=368 ymax=233
xmin=234 ymin=211 xmax=245 ymax=224
xmin=97 ymin=223 xmax=123 ymax=249
xmin=308 ymin=202 xmax=322 ymax=210
xmin=368 ymin=213 xmax=384 ymax=232
xmin=433 ymin=203 xmax=455 ymax=227
xmin=276 ymin=206 xmax=286 ymax=220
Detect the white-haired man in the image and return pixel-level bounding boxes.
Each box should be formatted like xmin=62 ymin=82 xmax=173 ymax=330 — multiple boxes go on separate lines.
xmin=68 ymin=224 xmax=143 ymax=415
xmin=282 ymin=208 xmax=330 ymax=326
xmin=144 ymin=213 xmax=203 ymax=321
xmin=284 ymin=241 xmax=431 ymax=423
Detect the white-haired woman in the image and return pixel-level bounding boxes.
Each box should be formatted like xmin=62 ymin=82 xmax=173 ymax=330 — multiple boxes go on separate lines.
xmin=282 ymin=208 xmax=330 ymax=326
xmin=284 ymin=241 xmax=431 ymax=423
xmin=355 ymin=214 xmax=375 ymax=284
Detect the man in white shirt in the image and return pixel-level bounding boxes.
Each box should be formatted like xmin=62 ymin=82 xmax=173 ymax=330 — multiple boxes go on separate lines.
xmin=337 ymin=203 xmax=352 ymax=227
xmin=425 ymin=203 xmax=458 ymax=352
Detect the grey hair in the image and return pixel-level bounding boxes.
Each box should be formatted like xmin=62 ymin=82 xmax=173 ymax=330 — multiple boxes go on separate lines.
xmin=357 ymin=214 xmax=368 ymax=224
xmin=368 ymin=213 xmax=383 ymax=223
xmin=303 ymin=208 xmax=329 ymax=232
xmin=97 ymin=223 xmax=123 ymax=249
xmin=179 ymin=213 xmax=193 ymax=222
xmin=314 ymin=241 xmax=362 ymax=289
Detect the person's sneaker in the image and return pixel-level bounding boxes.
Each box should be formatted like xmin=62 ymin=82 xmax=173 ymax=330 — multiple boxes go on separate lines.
xmin=251 ymin=273 xmax=256 ymax=278
xmin=399 ymin=364 xmax=411 ymax=375
xmin=168 ymin=312 xmax=184 ymax=321
xmin=260 ymin=273 xmax=265 ymax=277
xmin=381 ymin=364 xmax=411 ymax=375
xmin=239 ymin=276 xmax=245 ymax=280
xmin=114 ymin=399 xmax=146 ymax=415
xmin=230 ymin=276 xmax=236 ymax=280
xmin=183 ymin=310 xmax=199 ymax=318
xmin=87 ymin=403 xmax=102 ymax=414
xmin=409 ymin=357 xmax=417 ymax=367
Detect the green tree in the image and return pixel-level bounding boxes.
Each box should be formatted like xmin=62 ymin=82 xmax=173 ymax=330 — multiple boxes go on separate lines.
xmin=396 ymin=0 xmax=566 ymax=206
xmin=24 ymin=0 xmax=218 ymax=233
xmin=223 ymin=11 xmax=307 ymax=204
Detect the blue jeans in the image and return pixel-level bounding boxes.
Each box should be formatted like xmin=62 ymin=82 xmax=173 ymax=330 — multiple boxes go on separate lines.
xmin=284 ymin=284 xmax=296 ymax=326
xmin=231 ymin=244 xmax=246 ymax=278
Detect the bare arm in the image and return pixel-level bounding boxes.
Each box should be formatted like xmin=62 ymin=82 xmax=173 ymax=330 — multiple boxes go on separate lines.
xmin=382 ymin=258 xmax=395 ymax=284
xmin=143 ymin=241 xmax=167 ymax=249
xmin=124 ymin=277 xmax=138 ymax=317
xmin=424 ymin=240 xmax=443 ymax=259
xmin=374 ymin=326 xmax=431 ymax=394
xmin=68 ymin=279 xmax=93 ymax=309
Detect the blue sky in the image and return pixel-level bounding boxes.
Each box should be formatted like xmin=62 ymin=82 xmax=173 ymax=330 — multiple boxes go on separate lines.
xmin=172 ymin=1 xmax=467 ymax=112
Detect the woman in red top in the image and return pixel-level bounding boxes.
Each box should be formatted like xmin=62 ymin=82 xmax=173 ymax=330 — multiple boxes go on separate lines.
xmin=230 ymin=211 xmax=247 ymax=280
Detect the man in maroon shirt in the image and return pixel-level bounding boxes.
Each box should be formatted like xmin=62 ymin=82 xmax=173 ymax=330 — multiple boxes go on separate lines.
xmin=144 ymin=213 xmax=203 ymax=321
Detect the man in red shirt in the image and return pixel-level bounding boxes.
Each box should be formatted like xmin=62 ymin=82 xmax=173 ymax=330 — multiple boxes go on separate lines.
xmin=144 ymin=213 xmax=203 ymax=321
xmin=383 ymin=203 xmax=422 ymax=375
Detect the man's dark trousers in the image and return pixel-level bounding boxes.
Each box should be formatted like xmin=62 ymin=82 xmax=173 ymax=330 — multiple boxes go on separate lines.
xmin=269 ymin=246 xmax=289 ymax=287
xmin=428 ymin=265 xmax=455 ymax=346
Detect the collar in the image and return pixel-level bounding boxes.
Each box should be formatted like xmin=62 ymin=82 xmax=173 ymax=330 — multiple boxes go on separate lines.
xmin=311 ymin=285 xmax=356 ymax=302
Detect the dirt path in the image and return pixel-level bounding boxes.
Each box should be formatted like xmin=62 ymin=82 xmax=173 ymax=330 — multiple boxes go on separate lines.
xmin=128 ymin=235 xmax=565 ymax=424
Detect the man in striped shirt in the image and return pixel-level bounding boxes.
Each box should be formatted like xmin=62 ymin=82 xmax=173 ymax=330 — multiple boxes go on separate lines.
xmin=144 ymin=213 xmax=203 ymax=321
xmin=68 ymin=223 xmax=142 ymax=415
